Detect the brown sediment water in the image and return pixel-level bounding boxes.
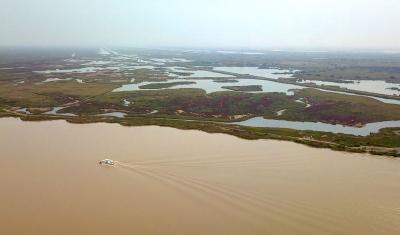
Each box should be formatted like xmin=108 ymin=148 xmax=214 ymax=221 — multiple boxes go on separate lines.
xmin=0 ymin=117 xmax=399 ymax=235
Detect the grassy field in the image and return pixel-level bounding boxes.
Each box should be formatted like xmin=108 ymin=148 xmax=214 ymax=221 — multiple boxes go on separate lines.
xmin=88 ymin=87 xmax=400 ymax=125
xmin=281 ymin=88 xmax=400 ymax=125
xmin=87 ymin=88 xmax=303 ymax=120
xmin=2 ymin=74 xmax=400 ymax=126
xmin=295 ymin=66 xmax=400 ymax=83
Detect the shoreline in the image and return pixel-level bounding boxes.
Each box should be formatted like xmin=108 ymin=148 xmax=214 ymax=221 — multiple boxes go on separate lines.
xmin=2 ymin=113 xmax=399 ymax=235
xmin=2 ymin=110 xmax=399 ymax=157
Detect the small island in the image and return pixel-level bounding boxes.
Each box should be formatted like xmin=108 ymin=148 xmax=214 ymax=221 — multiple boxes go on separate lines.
xmin=213 ymin=79 xmax=239 ymax=83
xmin=387 ymin=87 xmax=400 ymax=91
xmin=170 ymin=71 xmax=194 ymax=77
xmin=139 ymin=81 xmax=196 ymax=89
xmin=222 ymin=85 xmax=263 ymax=92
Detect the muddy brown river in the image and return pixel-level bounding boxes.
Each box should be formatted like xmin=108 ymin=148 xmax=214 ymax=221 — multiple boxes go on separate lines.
xmin=0 ymin=118 xmax=399 ymax=235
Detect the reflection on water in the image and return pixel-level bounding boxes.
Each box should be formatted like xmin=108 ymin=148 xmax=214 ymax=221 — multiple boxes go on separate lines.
xmin=0 ymin=118 xmax=399 ymax=235
xmin=234 ymin=117 xmax=400 ymax=136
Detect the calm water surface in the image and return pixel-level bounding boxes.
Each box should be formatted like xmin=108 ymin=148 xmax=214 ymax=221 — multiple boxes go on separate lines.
xmin=234 ymin=117 xmax=400 ymax=136
xmin=0 ymin=118 xmax=399 ymax=235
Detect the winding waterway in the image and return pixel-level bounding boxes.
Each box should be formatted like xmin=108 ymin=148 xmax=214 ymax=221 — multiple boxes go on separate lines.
xmin=234 ymin=117 xmax=400 ymax=136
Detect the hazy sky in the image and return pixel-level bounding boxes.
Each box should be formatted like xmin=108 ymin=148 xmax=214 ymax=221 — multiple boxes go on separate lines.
xmin=1 ymin=0 xmax=400 ymax=50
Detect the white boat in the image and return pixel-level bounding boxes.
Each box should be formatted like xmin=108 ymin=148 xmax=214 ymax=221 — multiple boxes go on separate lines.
xmin=99 ymin=159 xmax=115 ymax=166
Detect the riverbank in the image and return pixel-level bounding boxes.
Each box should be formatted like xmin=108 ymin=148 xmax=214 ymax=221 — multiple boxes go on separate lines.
xmin=3 ymin=109 xmax=399 ymax=157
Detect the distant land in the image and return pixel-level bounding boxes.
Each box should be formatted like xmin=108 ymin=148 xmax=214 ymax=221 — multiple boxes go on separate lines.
xmin=1 ymin=47 xmax=400 ymax=156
